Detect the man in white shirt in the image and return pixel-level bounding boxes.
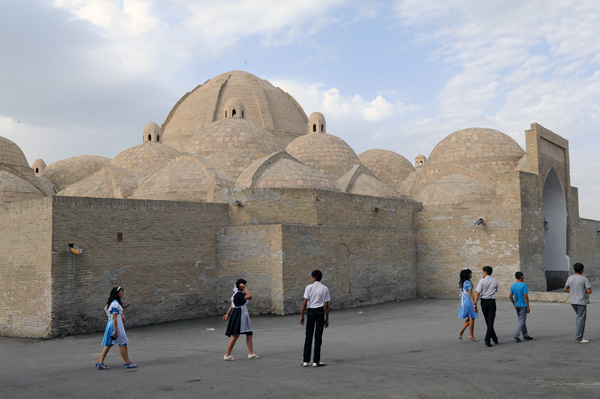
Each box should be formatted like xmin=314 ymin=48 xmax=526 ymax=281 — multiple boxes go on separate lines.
xmin=300 ymin=270 xmax=330 ymax=367
xmin=564 ymin=262 xmax=593 ymax=343
xmin=474 ymin=266 xmax=499 ymax=347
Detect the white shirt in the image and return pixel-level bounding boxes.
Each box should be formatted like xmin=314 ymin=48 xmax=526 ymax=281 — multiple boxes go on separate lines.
xmin=303 ymin=281 xmax=330 ymax=308
xmin=475 ymin=275 xmax=498 ymax=299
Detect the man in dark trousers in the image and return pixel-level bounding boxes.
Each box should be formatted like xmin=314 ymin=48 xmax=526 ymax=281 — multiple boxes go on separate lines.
xmin=474 ymin=266 xmax=499 ymax=347
xmin=300 ymin=270 xmax=330 ymax=367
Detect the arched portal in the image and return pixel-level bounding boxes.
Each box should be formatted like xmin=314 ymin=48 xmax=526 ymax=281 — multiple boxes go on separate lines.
xmin=543 ymin=168 xmax=569 ymax=290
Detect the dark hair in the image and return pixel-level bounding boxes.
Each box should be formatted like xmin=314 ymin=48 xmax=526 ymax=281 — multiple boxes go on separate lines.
xmin=459 ymin=269 xmax=472 ymax=289
xmin=515 ymin=271 xmax=524 ymax=280
xmin=483 ymin=266 xmax=493 ymax=275
xmin=311 ymin=270 xmax=323 ymax=281
xmin=573 ymin=263 xmax=584 ymax=274
xmin=235 ymin=279 xmax=247 ymax=289
xmin=105 ymin=286 xmax=123 ymax=309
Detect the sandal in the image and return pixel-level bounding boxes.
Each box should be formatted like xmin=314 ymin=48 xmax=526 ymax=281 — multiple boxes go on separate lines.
xmin=223 ymin=355 xmax=235 ymax=361
xmin=469 ymin=336 xmax=479 ymax=342
xmin=96 ymin=363 xmax=110 ymax=370
xmin=124 ymin=362 xmax=137 ymax=368
xmin=248 ymin=353 xmax=261 ymax=359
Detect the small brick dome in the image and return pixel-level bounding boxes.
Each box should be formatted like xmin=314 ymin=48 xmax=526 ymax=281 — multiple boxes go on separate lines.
xmin=358 ymin=149 xmax=414 ymax=190
xmin=131 ymin=153 xmax=232 ymax=202
xmin=235 ymin=151 xmax=338 ymax=191
xmin=286 ymin=120 xmax=361 ymax=181
xmin=428 ymin=128 xmax=524 ymax=169
xmin=42 ymin=155 xmax=110 ymax=192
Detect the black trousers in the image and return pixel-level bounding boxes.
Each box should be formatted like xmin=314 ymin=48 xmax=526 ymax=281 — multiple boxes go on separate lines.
xmin=481 ymin=298 xmax=497 ymax=344
xmin=303 ymin=307 xmax=325 ymax=363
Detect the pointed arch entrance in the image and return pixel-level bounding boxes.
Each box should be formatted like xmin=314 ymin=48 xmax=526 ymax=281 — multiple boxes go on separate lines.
xmin=543 ymin=168 xmax=569 ymax=290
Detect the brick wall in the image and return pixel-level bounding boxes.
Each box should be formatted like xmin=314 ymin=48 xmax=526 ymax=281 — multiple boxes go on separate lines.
xmin=572 ymin=218 xmax=600 ymax=281
xmin=49 ymin=196 xmax=228 ymax=337
xmin=0 ymin=198 xmax=53 ymax=338
xmin=216 ymin=224 xmax=284 ymax=315
xmin=415 ymin=207 xmax=522 ymax=298
xmin=281 ymin=225 xmax=417 ymax=313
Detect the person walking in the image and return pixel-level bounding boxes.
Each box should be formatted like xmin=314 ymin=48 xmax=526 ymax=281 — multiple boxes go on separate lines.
xmin=509 ymin=272 xmax=533 ymax=342
xmin=223 ymin=278 xmax=260 ymax=360
xmin=564 ymin=262 xmax=592 ymax=343
xmin=300 ymin=270 xmax=330 ymax=367
xmin=458 ymin=268 xmax=479 ymax=342
xmin=96 ymin=286 xmax=137 ymax=370
xmin=474 ymin=266 xmax=498 ymax=347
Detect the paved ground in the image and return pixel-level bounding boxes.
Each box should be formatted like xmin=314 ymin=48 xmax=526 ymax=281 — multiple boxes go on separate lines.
xmin=1 ymin=295 xmax=599 ymax=399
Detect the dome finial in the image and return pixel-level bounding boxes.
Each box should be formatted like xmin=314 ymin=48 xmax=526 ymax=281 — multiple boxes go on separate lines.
xmin=307 ymin=112 xmax=326 ymax=135
xmin=143 ymin=122 xmax=162 ymax=143
xmin=224 ymin=98 xmax=246 ymax=120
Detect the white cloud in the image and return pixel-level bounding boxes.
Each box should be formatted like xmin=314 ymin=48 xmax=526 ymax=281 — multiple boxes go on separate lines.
xmin=272 ymin=79 xmax=411 ymax=123
xmin=53 ymin=0 xmax=161 ymax=36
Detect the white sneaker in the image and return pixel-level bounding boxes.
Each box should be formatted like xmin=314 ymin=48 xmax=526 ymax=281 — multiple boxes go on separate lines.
xmin=579 ymin=339 xmax=590 ymax=343
xmin=302 ymin=362 xmax=309 ymax=367
xmin=313 ymin=362 xmax=326 ymax=367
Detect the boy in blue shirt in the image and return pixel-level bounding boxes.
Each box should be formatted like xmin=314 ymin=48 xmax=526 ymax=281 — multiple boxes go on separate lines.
xmin=509 ymin=272 xmax=533 ymax=342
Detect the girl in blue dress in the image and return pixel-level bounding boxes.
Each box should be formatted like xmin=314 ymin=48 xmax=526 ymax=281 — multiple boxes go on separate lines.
xmin=96 ymin=286 xmax=137 ymax=369
xmin=458 ymin=269 xmax=479 ymax=342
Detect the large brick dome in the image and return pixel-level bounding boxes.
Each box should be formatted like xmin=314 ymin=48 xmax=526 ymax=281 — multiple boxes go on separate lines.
xmin=161 ymin=71 xmax=308 ymax=150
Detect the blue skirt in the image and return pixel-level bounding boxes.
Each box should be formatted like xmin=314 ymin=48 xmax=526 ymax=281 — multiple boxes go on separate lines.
xmin=458 ymin=299 xmax=478 ymax=319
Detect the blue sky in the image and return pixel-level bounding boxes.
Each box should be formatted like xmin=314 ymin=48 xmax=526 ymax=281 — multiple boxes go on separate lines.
xmin=1 ymin=0 xmax=600 ymax=219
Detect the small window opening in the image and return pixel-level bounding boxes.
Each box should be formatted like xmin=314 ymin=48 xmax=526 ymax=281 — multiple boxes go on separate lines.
xmin=232 ymin=109 xmax=237 ymax=117
xmin=242 ymin=110 xmax=244 ymax=118
xmin=321 ymin=124 xmax=324 ymax=132
xmin=313 ymin=124 xmax=317 ymax=132
xmin=35 ymin=168 xmax=39 ymax=173
xmin=225 ymin=110 xmax=227 ymax=118
xmin=157 ymin=135 xmax=160 ymax=142
xmin=420 ymin=161 xmax=423 ymax=166
xmin=117 ymin=233 xmax=123 ymax=241
xmin=148 ymin=134 xmax=152 ymax=141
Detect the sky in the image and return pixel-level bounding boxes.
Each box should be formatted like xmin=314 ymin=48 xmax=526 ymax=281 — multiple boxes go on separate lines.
xmin=1 ymin=0 xmax=599 ymax=219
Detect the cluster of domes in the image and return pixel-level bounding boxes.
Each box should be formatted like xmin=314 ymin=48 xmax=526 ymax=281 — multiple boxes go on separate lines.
xmin=1 ymin=71 xmax=528 ymax=208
